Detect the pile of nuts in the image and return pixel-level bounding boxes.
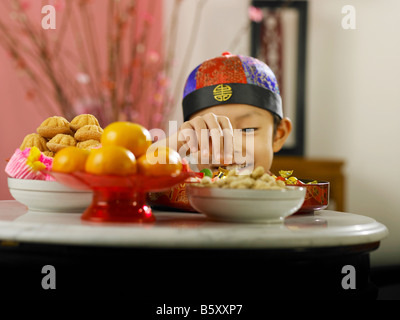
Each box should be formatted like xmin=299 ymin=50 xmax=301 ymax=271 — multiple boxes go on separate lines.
xmin=196 ymin=166 xmax=287 ymax=190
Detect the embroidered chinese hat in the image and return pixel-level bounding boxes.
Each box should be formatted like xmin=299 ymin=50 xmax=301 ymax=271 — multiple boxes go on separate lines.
xmin=182 ymin=52 xmax=282 ymax=121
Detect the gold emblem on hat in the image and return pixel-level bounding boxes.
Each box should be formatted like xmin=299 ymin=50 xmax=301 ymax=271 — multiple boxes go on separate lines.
xmin=213 ymin=84 xmax=232 ymax=102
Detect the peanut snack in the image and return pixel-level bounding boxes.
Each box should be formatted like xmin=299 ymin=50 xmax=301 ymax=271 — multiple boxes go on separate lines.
xmin=195 ymin=166 xmax=287 ymax=190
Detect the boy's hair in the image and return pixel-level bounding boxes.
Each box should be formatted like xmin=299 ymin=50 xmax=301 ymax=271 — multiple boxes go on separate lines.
xmin=272 ymin=113 xmax=281 ymax=138
xmin=182 ymin=52 xmax=283 ymax=122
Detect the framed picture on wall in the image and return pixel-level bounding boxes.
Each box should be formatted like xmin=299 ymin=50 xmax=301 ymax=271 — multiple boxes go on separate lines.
xmin=251 ymin=0 xmax=308 ymax=156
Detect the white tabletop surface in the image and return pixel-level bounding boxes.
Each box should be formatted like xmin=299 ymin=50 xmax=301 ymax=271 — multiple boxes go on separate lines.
xmin=0 ymin=200 xmax=388 ymax=249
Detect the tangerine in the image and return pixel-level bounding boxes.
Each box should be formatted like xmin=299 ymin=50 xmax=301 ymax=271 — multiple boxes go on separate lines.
xmin=101 ymin=122 xmax=152 ymax=157
xmin=52 ymin=146 xmax=90 ymax=173
xmin=137 ymin=146 xmax=182 ymax=176
xmin=85 ymin=145 xmax=137 ymax=176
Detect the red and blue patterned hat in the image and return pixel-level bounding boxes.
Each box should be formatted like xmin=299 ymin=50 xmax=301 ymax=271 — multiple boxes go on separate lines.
xmin=182 ymin=52 xmax=282 ymax=121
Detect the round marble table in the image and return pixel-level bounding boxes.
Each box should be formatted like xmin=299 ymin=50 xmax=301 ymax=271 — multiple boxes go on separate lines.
xmin=0 ymin=200 xmax=388 ymax=301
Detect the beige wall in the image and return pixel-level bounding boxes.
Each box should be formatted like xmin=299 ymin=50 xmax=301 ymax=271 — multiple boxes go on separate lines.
xmin=163 ymin=0 xmax=251 ymax=124
xmin=166 ymin=0 xmax=400 ymax=267
xmin=306 ymin=0 xmax=400 ymax=267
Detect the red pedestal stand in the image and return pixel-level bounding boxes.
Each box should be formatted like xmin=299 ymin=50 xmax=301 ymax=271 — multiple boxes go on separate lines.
xmin=51 ymin=171 xmax=197 ymax=223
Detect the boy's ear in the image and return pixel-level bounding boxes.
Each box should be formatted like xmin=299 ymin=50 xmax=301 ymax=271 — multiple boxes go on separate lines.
xmin=273 ymin=117 xmax=292 ymax=153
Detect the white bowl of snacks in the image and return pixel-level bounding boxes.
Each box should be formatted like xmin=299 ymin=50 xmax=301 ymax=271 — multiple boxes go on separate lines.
xmin=8 ymin=178 xmax=92 ymax=213
xmin=187 ymin=166 xmax=306 ymax=223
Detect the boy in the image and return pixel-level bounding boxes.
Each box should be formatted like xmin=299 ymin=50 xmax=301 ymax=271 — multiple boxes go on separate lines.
xmin=158 ymin=52 xmax=292 ymax=174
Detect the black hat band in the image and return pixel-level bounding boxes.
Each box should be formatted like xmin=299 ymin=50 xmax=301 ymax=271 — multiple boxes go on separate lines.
xmin=182 ymin=83 xmax=283 ymax=121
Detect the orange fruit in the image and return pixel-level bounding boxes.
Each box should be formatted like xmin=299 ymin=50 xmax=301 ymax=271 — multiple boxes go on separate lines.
xmin=85 ymin=145 xmax=137 ymax=176
xmin=101 ymin=122 xmax=152 ymax=157
xmin=52 ymin=146 xmax=90 ymax=173
xmin=137 ymin=146 xmax=182 ymax=176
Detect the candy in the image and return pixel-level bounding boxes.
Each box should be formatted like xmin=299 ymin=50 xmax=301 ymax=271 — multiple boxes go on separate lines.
xmin=200 ymin=168 xmax=213 ymax=178
xmin=213 ymin=167 xmax=229 ymax=179
xmin=278 ymin=170 xmax=293 ymax=178
xmin=275 ymin=170 xmax=318 ymax=185
xmin=5 ymin=147 xmax=54 ymax=180
xmin=286 ymin=176 xmax=299 ymax=185
xmin=181 ymin=158 xmax=190 ymax=172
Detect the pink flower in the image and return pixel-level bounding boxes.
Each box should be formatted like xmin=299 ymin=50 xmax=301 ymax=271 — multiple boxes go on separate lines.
xmin=54 ymin=0 xmax=66 ymax=11
xmin=153 ymin=92 xmax=163 ymax=104
xmin=20 ymin=0 xmax=31 ymax=11
xmin=157 ymin=72 xmax=170 ymax=88
xmin=248 ymin=6 xmax=263 ymax=23
xmin=147 ymin=50 xmax=160 ymax=63
xmin=152 ymin=113 xmax=163 ymax=124
xmin=76 ymin=73 xmax=90 ymax=84
xmin=142 ymin=12 xmax=154 ymax=24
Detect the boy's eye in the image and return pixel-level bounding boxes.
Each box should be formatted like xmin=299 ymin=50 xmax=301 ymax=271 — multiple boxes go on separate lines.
xmin=240 ymin=128 xmax=258 ymax=133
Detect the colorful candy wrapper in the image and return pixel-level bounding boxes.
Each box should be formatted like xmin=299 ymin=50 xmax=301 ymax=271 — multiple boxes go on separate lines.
xmin=286 ymin=176 xmax=300 ymax=185
xmin=276 ymin=170 xmax=318 ymax=185
xmin=213 ymin=167 xmax=229 ymax=179
xmin=5 ymin=146 xmax=54 ymax=180
xmin=278 ymin=170 xmax=293 ymax=178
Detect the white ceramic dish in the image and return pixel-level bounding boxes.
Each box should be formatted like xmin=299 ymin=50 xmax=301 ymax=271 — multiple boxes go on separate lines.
xmin=8 ymin=177 xmax=92 ymax=213
xmin=187 ymin=185 xmax=306 ymax=223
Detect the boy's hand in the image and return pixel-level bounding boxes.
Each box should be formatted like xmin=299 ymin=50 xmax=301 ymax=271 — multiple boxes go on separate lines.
xmin=177 ymin=113 xmax=234 ymax=164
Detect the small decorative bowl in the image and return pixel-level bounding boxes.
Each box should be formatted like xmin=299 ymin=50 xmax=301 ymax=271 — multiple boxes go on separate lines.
xmin=147 ymin=182 xmax=199 ymax=212
xmin=294 ymin=180 xmax=330 ymax=214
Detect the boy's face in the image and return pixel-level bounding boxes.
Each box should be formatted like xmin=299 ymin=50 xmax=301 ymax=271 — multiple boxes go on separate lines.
xmin=190 ymin=103 xmax=291 ymax=173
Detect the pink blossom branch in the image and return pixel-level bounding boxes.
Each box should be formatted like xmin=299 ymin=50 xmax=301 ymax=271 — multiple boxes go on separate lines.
xmin=9 ymin=0 xmax=73 ymax=117
xmin=69 ymin=3 xmax=100 ymax=104
xmin=0 ymin=24 xmax=59 ymax=116
xmin=79 ymin=2 xmax=103 ymax=95
xmin=122 ymin=0 xmax=138 ymax=122
xmin=106 ymin=0 xmax=119 ymax=121
xmin=0 ymin=0 xmax=212 ymax=129
xmin=52 ymin=0 xmax=73 ymax=59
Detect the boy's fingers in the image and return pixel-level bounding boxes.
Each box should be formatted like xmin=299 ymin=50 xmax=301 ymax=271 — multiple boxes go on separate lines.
xmin=178 ymin=122 xmax=198 ymax=154
xmin=179 ymin=113 xmax=234 ymax=165
xmin=202 ymin=113 xmax=223 ymax=163
xmin=189 ymin=116 xmax=209 ymax=156
xmin=217 ymin=116 xmax=234 ymax=164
